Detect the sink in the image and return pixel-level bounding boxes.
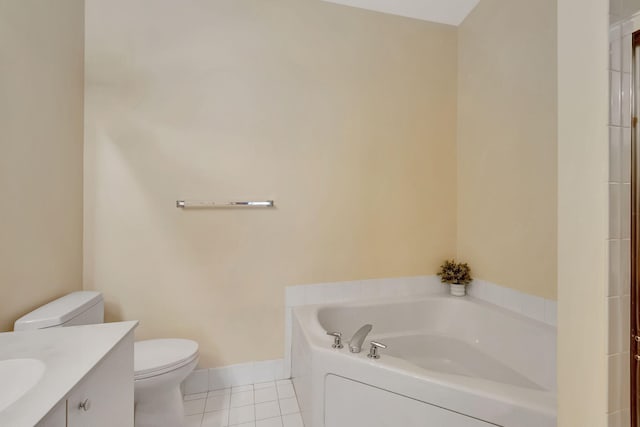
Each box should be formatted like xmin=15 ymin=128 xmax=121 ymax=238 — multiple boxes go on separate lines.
xmin=0 ymin=358 xmax=46 ymax=412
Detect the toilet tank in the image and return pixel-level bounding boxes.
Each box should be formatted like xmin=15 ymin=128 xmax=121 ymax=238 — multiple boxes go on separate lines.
xmin=14 ymin=291 xmax=104 ymax=331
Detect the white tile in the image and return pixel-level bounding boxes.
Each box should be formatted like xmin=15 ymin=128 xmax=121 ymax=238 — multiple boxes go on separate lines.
xmin=623 ymin=34 xmax=633 ymax=73
xmin=275 ymin=359 xmax=286 ymax=381
xmin=209 ymin=388 xmax=232 ymax=397
xmin=235 ymin=423 xmax=256 ymax=427
xmin=185 ymin=392 xmax=208 ymax=401
xmin=622 ymin=239 xmax=631 ymax=296
xmin=519 ymin=294 xmax=546 ymax=323
xmin=185 ymin=398 xmax=207 ymax=416
xmin=285 ymin=286 xmax=305 ymax=307
xmin=609 ymin=239 xmax=622 ymax=297
xmin=609 ymin=411 xmax=622 ymax=427
xmin=611 ymin=23 xmax=622 ymax=42
xmin=611 ymin=29 xmax=622 ymax=71
xmin=622 ymin=352 xmax=631 ymax=407
xmin=211 ymin=364 xmax=254 ymax=390
xmin=610 ymin=126 xmax=622 ymax=183
xmin=255 ymin=387 xmax=278 ymax=404
xmin=608 ymin=353 xmax=624 ymax=412
xmin=228 ymin=405 xmax=255 ymax=425
xmin=611 ymin=71 xmax=622 ymax=126
xmin=622 ymin=408 xmax=631 ymax=427
xmin=284 ymin=308 xmax=293 ymax=380
xmin=210 ymin=367 xmax=234 ymax=391
xmin=282 ymin=413 xmax=304 ymax=427
xmin=253 ymin=360 xmax=279 ymax=384
xmin=276 ymin=383 xmax=295 ymax=399
xmin=300 ymin=284 xmax=320 ymax=305
xmin=230 ymin=364 xmax=255 ymax=387
xmin=230 ymin=390 xmax=254 ymax=408
xmin=499 ymin=287 xmax=521 ymax=312
xmin=278 ymin=398 xmax=299 ymax=415
xmin=186 ymin=414 xmax=204 ymax=427
xmin=255 ymin=417 xmax=283 ymax=427
xmin=202 ymin=409 xmax=230 ymax=427
xmin=479 ymin=281 xmax=505 ymax=307
xmin=621 ymin=184 xmax=631 ymax=239
xmin=608 ymin=297 xmax=623 ymax=355
xmin=233 ymin=385 xmax=254 ymax=394
xmin=544 ymin=300 xmax=558 ymax=327
xmin=623 ymin=295 xmax=631 ymax=352
xmin=610 ymin=183 xmax=621 ymax=239
xmin=622 ymin=73 xmax=632 ymax=127
xmin=254 ymin=381 xmax=276 ymax=390
xmin=622 ymin=127 xmax=631 ymax=183
xmin=185 ymin=369 xmax=210 ymax=395
xmin=255 ymin=401 xmax=280 ymax=420
xmin=206 ymin=394 xmax=231 ymax=412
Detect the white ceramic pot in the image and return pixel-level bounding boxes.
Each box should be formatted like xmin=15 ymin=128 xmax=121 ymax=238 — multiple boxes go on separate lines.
xmin=450 ymin=283 xmax=466 ymax=297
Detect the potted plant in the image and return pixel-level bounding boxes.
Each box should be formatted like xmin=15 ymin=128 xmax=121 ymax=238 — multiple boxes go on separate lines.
xmin=437 ymin=259 xmax=472 ymax=296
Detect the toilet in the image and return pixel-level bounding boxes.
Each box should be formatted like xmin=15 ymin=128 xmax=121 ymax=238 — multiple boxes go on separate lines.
xmin=14 ymin=291 xmax=198 ymax=427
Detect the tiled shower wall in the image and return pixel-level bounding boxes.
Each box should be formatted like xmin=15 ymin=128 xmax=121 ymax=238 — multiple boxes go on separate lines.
xmin=609 ymin=19 xmax=633 ymax=427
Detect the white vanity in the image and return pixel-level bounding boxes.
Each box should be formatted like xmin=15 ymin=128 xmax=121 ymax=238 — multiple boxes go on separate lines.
xmin=0 ymin=321 xmax=137 ymax=427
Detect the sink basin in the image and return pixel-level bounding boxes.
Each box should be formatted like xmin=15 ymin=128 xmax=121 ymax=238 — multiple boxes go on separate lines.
xmin=0 ymin=359 xmax=45 ymax=412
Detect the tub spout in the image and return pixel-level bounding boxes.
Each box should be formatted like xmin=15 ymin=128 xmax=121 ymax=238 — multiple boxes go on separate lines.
xmin=349 ymin=324 xmax=373 ymax=353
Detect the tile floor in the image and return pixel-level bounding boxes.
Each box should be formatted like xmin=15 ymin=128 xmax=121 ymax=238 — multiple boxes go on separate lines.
xmin=183 ymin=379 xmax=304 ymax=427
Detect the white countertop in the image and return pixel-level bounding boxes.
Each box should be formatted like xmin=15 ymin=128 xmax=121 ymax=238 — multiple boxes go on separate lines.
xmin=0 ymin=321 xmax=138 ymax=426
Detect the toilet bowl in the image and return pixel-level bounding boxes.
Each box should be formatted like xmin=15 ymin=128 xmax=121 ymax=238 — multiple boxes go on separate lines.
xmin=134 ymin=339 xmax=199 ymax=427
xmin=14 ymin=291 xmax=199 ymax=427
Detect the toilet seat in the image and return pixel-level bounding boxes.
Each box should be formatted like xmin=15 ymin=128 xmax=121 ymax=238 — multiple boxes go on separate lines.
xmin=134 ymin=339 xmax=199 ymax=380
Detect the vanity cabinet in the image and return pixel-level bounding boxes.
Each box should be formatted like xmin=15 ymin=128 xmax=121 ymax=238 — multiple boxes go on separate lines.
xmin=36 ymin=331 xmax=134 ymax=427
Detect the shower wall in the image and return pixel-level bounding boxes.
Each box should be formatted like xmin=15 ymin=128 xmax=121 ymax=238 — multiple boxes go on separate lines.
xmin=609 ymin=15 xmax=633 ymax=427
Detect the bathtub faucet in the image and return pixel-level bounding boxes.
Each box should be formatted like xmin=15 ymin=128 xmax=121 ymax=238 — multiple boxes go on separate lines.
xmin=349 ymin=324 xmax=373 ymax=353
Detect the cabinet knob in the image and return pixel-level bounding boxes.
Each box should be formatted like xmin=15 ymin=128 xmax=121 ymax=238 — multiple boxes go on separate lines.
xmin=79 ymin=398 xmax=91 ymax=411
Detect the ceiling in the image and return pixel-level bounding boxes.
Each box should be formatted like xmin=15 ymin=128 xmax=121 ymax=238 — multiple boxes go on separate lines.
xmin=321 ymin=0 xmax=481 ymax=26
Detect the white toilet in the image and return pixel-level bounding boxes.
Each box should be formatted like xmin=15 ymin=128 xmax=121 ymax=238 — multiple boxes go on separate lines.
xmin=14 ymin=291 xmax=199 ymax=427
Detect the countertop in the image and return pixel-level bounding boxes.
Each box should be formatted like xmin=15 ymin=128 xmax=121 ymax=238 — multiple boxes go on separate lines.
xmin=0 ymin=321 xmax=138 ymax=426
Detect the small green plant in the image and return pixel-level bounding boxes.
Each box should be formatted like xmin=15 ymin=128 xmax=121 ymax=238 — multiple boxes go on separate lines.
xmin=437 ymin=259 xmax=472 ymax=285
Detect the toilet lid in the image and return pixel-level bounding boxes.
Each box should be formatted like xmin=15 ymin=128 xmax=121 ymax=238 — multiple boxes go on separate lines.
xmin=134 ymin=339 xmax=199 ymax=377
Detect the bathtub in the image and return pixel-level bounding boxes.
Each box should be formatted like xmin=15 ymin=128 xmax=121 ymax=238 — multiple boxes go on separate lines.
xmin=291 ymin=295 xmax=556 ymax=427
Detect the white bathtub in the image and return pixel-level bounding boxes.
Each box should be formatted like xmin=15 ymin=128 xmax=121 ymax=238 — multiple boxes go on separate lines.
xmin=291 ymin=295 xmax=556 ymax=427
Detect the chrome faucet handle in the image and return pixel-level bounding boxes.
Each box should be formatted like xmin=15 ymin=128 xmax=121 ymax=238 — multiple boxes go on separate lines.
xmin=327 ymin=331 xmax=343 ymax=349
xmin=367 ymin=341 xmax=387 ymax=359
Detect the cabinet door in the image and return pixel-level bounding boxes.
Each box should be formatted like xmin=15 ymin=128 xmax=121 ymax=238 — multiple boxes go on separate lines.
xmin=67 ymin=332 xmax=135 ymax=427
xmin=35 ymin=400 xmax=66 ymax=427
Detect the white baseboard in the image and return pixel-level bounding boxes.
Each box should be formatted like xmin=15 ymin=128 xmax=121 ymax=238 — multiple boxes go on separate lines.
xmin=182 ymin=358 xmax=286 ymax=394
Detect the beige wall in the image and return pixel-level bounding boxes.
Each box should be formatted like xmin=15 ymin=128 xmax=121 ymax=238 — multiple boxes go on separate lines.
xmin=557 ymin=0 xmax=609 ymax=424
xmin=457 ymin=0 xmax=558 ymax=300
xmin=84 ymin=0 xmax=458 ymax=367
xmin=0 ymin=0 xmax=84 ymax=332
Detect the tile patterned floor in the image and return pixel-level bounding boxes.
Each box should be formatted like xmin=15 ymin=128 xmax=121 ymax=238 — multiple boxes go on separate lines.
xmin=184 ymin=379 xmax=304 ymax=427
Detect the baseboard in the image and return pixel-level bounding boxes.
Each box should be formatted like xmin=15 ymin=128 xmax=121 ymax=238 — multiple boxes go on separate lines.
xmin=182 ymin=359 xmax=286 ymax=395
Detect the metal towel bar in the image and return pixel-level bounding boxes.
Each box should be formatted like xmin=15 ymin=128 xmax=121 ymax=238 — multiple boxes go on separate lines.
xmin=176 ymin=200 xmax=275 ymax=209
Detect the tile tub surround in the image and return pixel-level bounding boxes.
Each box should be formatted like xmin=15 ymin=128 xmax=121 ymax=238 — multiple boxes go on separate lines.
xmin=609 ymin=16 xmax=633 ymax=426
xmin=183 ymin=380 xmax=303 ymax=427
